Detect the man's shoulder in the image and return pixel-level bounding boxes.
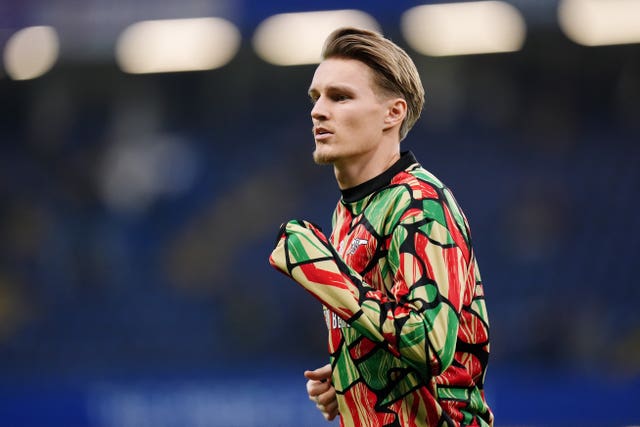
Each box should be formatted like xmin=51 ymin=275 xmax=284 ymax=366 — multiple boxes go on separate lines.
xmin=387 ymin=165 xmax=445 ymax=200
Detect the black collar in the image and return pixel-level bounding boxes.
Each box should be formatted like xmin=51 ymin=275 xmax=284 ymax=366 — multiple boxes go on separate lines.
xmin=340 ymin=151 xmax=418 ymax=203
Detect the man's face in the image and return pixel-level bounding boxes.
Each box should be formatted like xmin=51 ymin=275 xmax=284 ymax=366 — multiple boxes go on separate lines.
xmin=308 ymin=58 xmax=390 ymax=165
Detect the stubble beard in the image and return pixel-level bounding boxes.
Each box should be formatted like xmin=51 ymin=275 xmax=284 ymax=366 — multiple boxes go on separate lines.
xmin=312 ymin=145 xmax=336 ymax=165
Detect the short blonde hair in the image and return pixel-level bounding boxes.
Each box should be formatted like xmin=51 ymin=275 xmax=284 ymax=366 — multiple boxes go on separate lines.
xmin=322 ymin=27 xmax=425 ymax=141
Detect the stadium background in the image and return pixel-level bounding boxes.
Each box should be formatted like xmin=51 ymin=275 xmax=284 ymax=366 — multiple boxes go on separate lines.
xmin=0 ymin=0 xmax=639 ymax=426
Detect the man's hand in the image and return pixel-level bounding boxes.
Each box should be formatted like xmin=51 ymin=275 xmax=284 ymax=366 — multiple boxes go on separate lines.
xmin=304 ymin=364 xmax=339 ymax=421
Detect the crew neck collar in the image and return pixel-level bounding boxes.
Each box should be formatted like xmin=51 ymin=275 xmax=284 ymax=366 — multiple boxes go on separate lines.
xmin=340 ymin=151 xmax=417 ymax=203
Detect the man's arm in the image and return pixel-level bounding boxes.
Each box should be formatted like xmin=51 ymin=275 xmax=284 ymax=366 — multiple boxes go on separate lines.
xmin=269 ymin=215 xmax=470 ymax=377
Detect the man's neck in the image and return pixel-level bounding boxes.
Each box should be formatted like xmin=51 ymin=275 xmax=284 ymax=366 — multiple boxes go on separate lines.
xmin=333 ymin=145 xmax=401 ymax=190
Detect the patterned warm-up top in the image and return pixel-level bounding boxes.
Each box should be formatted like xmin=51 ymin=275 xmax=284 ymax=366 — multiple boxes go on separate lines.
xmin=270 ymin=151 xmax=493 ymax=426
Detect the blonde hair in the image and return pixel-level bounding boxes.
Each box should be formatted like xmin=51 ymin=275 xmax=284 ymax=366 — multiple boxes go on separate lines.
xmin=322 ymin=27 xmax=425 ymax=141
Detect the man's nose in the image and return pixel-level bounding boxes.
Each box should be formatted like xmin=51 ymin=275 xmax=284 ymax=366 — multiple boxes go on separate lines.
xmin=311 ymin=97 xmax=328 ymax=121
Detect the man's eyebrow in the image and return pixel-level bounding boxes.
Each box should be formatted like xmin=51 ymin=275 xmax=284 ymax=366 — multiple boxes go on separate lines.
xmin=308 ymin=84 xmax=354 ymax=96
xmin=326 ymin=84 xmax=354 ymax=92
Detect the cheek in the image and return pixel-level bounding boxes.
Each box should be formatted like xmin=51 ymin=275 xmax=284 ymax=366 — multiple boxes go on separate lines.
xmin=342 ymin=108 xmax=380 ymax=134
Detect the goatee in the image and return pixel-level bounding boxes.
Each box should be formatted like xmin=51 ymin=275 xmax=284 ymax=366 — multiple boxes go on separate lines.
xmin=313 ymin=149 xmax=334 ymax=165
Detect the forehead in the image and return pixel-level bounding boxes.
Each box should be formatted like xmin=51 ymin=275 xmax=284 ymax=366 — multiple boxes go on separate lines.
xmin=309 ymin=58 xmax=376 ymax=93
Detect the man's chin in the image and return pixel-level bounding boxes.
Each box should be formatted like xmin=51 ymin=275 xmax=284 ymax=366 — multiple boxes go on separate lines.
xmin=312 ymin=149 xmax=336 ymax=165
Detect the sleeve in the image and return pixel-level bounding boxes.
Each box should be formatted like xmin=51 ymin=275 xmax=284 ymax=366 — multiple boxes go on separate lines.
xmin=269 ymin=214 xmax=471 ymax=378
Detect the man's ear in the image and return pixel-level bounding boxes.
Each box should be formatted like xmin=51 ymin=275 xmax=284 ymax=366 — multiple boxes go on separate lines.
xmin=383 ymin=98 xmax=407 ymax=130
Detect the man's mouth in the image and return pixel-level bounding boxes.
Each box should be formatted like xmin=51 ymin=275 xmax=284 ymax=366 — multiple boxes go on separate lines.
xmin=314 ymin=127 xmax=333 ymax=141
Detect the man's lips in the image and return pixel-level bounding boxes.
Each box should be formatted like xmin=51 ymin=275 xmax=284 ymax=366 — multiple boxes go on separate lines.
xmin=313 ymin=126 xmax=333 ymax=141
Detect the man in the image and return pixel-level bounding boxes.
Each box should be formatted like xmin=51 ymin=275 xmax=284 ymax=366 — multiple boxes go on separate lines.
xmin=269 ymin=27 xmax=493 ymax=426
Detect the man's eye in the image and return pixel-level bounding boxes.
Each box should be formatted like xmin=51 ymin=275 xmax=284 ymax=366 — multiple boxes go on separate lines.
xmin=334 ymin=94 xmax=349 ymax=102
